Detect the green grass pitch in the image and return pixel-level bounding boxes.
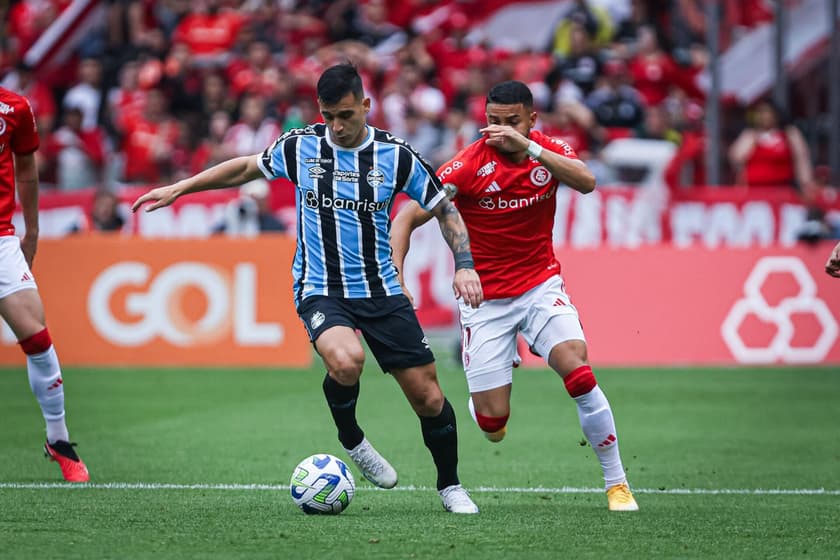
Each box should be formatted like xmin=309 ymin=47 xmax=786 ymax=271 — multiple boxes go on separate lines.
xmin=1 ymin=345 xmax=838 ymax=559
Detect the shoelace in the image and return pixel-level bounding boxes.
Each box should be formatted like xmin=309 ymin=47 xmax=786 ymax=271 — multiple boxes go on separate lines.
xmin=442 ymin=486 xmax=472 ymax=506
xmin=351 ymin=447 xmax=386 ymax=475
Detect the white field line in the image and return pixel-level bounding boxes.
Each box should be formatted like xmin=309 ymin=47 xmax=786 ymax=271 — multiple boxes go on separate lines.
xmin=0 ymin=482 xmax=838 ymax=495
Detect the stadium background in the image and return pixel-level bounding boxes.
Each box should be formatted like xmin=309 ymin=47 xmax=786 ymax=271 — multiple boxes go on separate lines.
xmin=2 ymin=1 xmax=840 ymax=558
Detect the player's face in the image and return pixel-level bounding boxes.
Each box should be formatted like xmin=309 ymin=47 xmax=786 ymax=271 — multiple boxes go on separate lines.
xmin=319 ymin=92 xmax=371 ymax=148
xmin=485 ymin=102 xmax=537 ymax=152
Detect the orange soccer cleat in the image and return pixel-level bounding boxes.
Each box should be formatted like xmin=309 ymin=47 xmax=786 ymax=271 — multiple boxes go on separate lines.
xmin=44 ymin=440 xmax=90 ymax=483
xmin=606 ymin=482 xmax=639 ymax=511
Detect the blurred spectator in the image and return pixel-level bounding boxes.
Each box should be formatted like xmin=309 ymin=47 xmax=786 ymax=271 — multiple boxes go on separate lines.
xmin=553 ymin=23 xmax=603 ymax=96
xmin=663 ymin=100 xmax=707 ymax=190
xmin=200 ymin=71 xmax=236 ymax=116
xmin=190 ymin=110 xmax=233 ymax=174
xmin=382 ymin=62 xmax=445 ymax=136
xmin=402 ymin=106 xmax=440 ymax=158
xmin=172 ymin=0 xmax=246 ymax=65
xmin=107 ymin=61 xmax=147 ymax=134
xmin=552 ymin=0 xmax=606 ymax=57
xmin=42 ymin=106 xmax=107 ymax=191
xmin=585 ymin=58 xmax=644 ymax=135
xmin=432 ymin=105 xmax=480 ymax=166
xmin=226 ymin=39 xmax=282 ymax=99
xmin=729 ymin=98 xmax=814 ymax=196
xmin=2 ymin=62 xmax=57 ymax=133
xmin=120 ymin=88 xmax=179 ymax=183
xmin=350 ymin=0 xmax=405 ymax=51
xmin=90 ymin=189 xmax=126 ymax=231
xmin=222 ymin=94 xmax=281 ymax=157
xmin=213 ymin=179 xmax=286 ymax=236
xmin=628 ymin=25 xmax=677 ymax=107
xmin=63 ymin=57 xmax=104 ymax=130
xmin=636 ymin=105 xmax=680 ymax=143
xmin=105 ymin=0 xmax=168 ymax=61
xmin=542 ymin=99 xmax=596 ymax=159
xmin=6 ymin=0 xmax=60 ymax=60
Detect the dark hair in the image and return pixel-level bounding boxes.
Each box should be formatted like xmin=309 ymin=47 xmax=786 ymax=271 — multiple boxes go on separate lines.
xmin=317 ymin=63 xmax=364 ymax=105
xmin=752 ymin=97 xmax=791 ymax=127
xmin=486 ymin=81 xmax=533 ymax=108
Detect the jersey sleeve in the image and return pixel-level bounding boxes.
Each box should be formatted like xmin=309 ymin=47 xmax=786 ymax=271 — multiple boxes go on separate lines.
xmin=537 ymin=132 xmax=579 ymax=161
xmin=436 ymin=151 xmax=475 ymax=197
xmin=402 ymin=148 xmax=446 ymax=211
xmin=11 ymin=97 xmax=40 ymax=155
xmin=256 ymin=131 xmax=295 ymax=180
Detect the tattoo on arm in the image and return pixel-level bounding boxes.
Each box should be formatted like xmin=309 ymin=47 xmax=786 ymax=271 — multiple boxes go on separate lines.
xmin=435 ymin=199 xmax=473 ymax=268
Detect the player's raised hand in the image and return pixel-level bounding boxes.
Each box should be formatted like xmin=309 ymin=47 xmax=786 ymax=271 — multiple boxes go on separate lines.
xmin=131 ymin=184 xmax=182 ymax=213
xmin=826 ymin=241 xmax=840 ymax=278
xmin=453 ymin=268 xmax=483 ymax=309
xmin=480 ymin=125 xmax=529 ymax=153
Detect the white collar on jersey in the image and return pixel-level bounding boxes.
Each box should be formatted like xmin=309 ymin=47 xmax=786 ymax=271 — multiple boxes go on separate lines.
xmin=324 ymin=124 xmax=374 ymax=152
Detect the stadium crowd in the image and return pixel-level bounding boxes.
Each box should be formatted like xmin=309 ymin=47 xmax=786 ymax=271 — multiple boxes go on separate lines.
xmin=1 ymin=0 xmax=835 ymax=232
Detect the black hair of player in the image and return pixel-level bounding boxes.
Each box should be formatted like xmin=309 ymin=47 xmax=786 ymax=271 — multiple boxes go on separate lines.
xmin=317 ymin=64 xmax=364 ymax=105
xmin=486 ymin=81 xmax=533 ymax=109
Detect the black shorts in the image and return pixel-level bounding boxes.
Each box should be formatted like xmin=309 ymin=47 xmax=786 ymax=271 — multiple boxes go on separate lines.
xmin=297 ymin=295 xmax=435 ymax=373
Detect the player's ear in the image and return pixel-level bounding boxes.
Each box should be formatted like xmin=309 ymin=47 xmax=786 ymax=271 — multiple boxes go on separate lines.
xmin=530 ymin=111 xmax=538 ymax=128
xmin=363 ymin=97 xmax=371 ymax=113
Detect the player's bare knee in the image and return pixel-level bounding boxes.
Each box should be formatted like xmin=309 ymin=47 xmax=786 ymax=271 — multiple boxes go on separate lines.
xmin=548 ymin=340 xmax=588 ymax=376
xmin=327 ymin=349 xmax=364 ymax=384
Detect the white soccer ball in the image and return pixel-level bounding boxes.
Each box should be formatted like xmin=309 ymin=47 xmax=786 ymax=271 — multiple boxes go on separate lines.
xmin=290 ymin=454 xmax=355 ymax=514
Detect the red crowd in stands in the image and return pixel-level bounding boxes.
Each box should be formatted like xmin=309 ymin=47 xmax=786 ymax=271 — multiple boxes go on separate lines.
xmin=1 ymin=0 xmax=834 ymax=236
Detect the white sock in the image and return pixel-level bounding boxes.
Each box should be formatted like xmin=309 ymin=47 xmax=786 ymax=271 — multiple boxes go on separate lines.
xmin=27 ymin=345 xmax=70 ymax=443
xmin=574 ymin=385 xmax=626 ymax=488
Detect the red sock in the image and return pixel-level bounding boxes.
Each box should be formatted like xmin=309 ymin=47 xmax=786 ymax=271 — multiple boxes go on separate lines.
xmin=564 ymin=365 xmax=597 ymax=398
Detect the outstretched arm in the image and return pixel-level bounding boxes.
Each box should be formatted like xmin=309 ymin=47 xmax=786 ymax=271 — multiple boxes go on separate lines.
xmin=391 ymin=200 xmax=436 ymax=306
xmin=131 ymin=155 xmax=264 ymax=212
xmin=429 ymin=197 xmax=483 ymax=308
xmin=826 ymin=241 xmax=840 ymax=278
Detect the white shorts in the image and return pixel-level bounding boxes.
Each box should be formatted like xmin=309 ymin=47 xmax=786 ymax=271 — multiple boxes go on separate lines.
xmin=0 ymin=236 xmax=37 ymax=299
xmin=459 ymin=275 xmax=585 ymax=393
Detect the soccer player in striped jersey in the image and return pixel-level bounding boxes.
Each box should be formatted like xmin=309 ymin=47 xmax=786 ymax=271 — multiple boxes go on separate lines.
xmin=391 ymin=81 xmax=638 ymax=511
xmin=0 ymin=87 xmax=89 ymax=482
xmin=132 ymin=64 xmax=483 ymax=514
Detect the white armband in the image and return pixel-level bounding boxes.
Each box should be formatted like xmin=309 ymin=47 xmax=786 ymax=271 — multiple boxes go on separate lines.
xmin=526 ymin=140 xmax=543 ymax=159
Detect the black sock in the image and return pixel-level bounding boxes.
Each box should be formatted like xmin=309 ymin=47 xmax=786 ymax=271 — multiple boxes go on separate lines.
xmin=323 ymin=373 xmax=364 ymax=450
xmin=419 ymin=398 xmax=460 ymax=491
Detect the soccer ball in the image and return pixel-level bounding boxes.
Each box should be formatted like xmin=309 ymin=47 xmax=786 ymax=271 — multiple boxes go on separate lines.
xmin=290 ymin=454 xmax=355 ymax=514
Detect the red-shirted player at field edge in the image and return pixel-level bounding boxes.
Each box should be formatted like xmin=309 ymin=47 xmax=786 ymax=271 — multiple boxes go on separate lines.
xmin=391 ymin=81 xmax=637 ymax=511
xmin=0 ymin=87 xmax=89 ymax=482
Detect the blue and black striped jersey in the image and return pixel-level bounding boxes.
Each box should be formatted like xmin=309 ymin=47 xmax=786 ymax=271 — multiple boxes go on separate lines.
xmin=257 ymin=123 xmax=446 ymax=306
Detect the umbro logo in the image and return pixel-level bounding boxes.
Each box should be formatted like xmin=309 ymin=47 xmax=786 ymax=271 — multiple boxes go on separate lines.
xmin=310 ymin=311 xmax=325 ymax=330
xmin=483 ymin=182 xmax=501 ymax=193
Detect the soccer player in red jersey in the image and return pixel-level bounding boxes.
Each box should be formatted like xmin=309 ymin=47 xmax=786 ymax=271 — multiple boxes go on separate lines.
xmin=0 ymin=87 xmax=89 ymax=482
xmin=392 ymin=81 xmax=637 ymax=511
